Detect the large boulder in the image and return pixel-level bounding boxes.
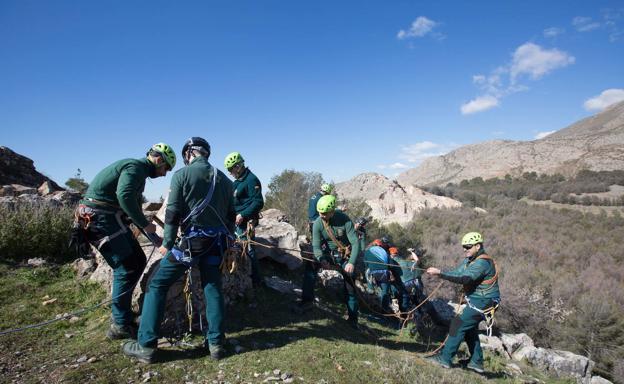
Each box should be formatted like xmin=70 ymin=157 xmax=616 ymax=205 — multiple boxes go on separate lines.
xmin=501 ymin=332 xmax=535 ymax=360
xmin=0 ymin=147 xmax=63 ymax=189
xmin=517 ymin=347 xmax=595 ymax=383
xmin=479 ymin=334 xmax=510 ymax=358
xmin=254 ymin=209 xmax=302 ymax=270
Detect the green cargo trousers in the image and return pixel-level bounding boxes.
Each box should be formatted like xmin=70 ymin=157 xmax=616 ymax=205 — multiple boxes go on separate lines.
xmin=138 ymin=252 xmax=224 ymax=348
xmin=301 ymin=256 xmax=359 ymax=323
xmin=90 ymin=210 xmax=147 ymax=327
xmin=440 ymin=296 xmax=497 ymax=365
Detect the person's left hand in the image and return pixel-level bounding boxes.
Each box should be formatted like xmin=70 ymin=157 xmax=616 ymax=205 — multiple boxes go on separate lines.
xmin=158 ymin=246 xmax=169 ymax=256
xmin=426 ymin=267 xmax=441 ymax=275
xmin=235 ymin=214 xmax=244 ymax=226
xmin=344 ymin=263 xmax=354 ymax=274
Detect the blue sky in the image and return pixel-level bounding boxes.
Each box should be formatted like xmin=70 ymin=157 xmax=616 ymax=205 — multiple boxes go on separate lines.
xmin=1 ymin=0 xmax=623 ymax=200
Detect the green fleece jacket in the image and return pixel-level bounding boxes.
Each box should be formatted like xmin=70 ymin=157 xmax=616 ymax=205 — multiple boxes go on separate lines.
xmin=83 ymin=158 xmax=154 ymax=228
xmin=308 ymin=191 xmax=323 ymax=222
xmin=440 ymin=248 xmax=500 ymax=299
xmin=163 ymin=156 xmax=235 ymax=249
xmin=312 ymin=210 xmax=361 ymax=265
xmin=232 ymin=167 xmax=264 ymax=222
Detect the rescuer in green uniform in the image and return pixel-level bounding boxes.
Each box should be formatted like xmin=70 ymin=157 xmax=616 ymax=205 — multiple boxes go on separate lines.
xmin=224 ymin=152 xmax=264 ymax=287
xmin=307 ymin=183 xmax=333 ymax=235
xmin=79 ymin=143 xmax=176 ymax=339
xmin=123 ymin=137 xmax=235 ymax=363
xmin=425 ymin=232 xmax=500 ymax=373
xmin=294 ymin=195 xmax=362 ymax=329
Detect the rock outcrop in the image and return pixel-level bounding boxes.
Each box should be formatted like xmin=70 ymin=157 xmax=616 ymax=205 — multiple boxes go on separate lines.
xmin=0 ymin=146 xmax=63 ymax=190
xmin=398 ymin=101 xmax=624 ymax=187
xmin=335 ymin=173 xmax=462 ymax=225
xmin=0 ymin=183 xmax=81 ymax=207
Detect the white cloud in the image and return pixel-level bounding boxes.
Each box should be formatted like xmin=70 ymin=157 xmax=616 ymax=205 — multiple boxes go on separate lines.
xmin=398 ymin=141 xmax=456 ymax=163
xmin=543 ymin=27 xmax=565 ymax=38
xmin=583 ymin=88 xmax=624 ymax=111
xmin=535 ymin=130 xmax=556 ymax=139
xmin=510 ymin=43 xmax=575 ymax=83
xmin=460 ymin=95 xmax=500 ymax=115
xmin=397 ymin=16 xmax=439 ymax=39
xmin=573 ymin=16 xmax=601 ymax=32
xmin=377 ymin=162 xmax=409 ymax=170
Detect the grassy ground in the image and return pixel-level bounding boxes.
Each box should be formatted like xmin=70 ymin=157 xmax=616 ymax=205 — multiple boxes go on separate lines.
xmin=0 ymin=262 xmax=575 ymax=384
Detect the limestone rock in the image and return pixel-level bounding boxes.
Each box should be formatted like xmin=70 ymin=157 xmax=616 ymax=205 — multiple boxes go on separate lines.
xmin=501 ymin=332 xmax=535 ymax=359
xmin=0 ymin=147 xmax=63 ymax=190
xmin=398 ymin=100 xmax=624 ymax=187
xmin=519 ymin=347 xmax=594 ymax=383
xmin=335 ymin=173 xmax=462 ymax=225
xmin=590 ymin=376 xmax=612 ymax=384
xmin=479 ymin=334 xmax=510 ymax=358
xmin=142 ymin=202 xmax=163 ymax=212
xmin=72 ymin=258 xmax=97 ymax=279
xmin=254 ymin=209 xmax=302 ymax=270
xmin=27 ymin=258 xmax=47 ymax=267
xmin=38 ymin=181 xmax=58 ymax=196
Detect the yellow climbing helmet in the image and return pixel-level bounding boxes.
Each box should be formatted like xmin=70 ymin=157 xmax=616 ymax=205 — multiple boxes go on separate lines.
xmin=224 ymin=152 xmax=244 ymax=169
xmin=316 ymin=194 xmax=336 ymax=213
xmin=320 ymin=183 xmax=333 ymax=194
xmin=149 ymin=143 xmax=176 ymax=169
xmin=461 ymin=232 xmax=483 ymax=246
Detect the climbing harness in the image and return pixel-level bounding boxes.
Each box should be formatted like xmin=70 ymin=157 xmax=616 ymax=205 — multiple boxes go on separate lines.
xmin=464 ymin=296 xmax=500 ymax=337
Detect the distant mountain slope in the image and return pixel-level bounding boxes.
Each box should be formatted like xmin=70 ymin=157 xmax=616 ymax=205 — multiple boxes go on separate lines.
xmin=398 ymin=101 xmax=624 ymax=187
xmin=335 ymin=172 xmax=461 ymax=225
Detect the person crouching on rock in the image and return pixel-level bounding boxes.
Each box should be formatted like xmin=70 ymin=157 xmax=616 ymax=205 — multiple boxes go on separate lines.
xmin=424 ymin=232 xmax=500 ymax=374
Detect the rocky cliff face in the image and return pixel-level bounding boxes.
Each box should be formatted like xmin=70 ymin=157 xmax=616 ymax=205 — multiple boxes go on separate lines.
xmin=335 ymin=172 xmax=462 ymax=225
xmin=0 ymin=146 xmax=62 ymax=189
xmin=398 ymin=101 xmax=624 ymax=187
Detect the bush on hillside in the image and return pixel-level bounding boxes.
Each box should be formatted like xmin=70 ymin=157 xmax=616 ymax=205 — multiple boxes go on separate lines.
xmin=0 ymin=203 xmax=75 ymax=263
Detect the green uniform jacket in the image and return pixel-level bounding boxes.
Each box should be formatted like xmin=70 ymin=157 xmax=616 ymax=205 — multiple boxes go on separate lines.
xmin=84 ymin=158 xmax=154 ymax=228
xmin=312 ymin=210 xmax=361 ymax=265
xmin=308 ymin=191 xmax=323 ymax=223
xmin=232 ymin=168 xmax=264 ymax=221
xmin=395 ymin=257 xmax=423 ymax=282
xmin=163 ymin=156 xmax=235 ymax=249
xmin=440 ymin=249 xmax=500 ymax=300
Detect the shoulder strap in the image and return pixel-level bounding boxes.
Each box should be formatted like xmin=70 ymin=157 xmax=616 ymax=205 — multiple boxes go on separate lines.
xmin=181 ymin=165 xmax=218 ymax=229
xmin=321 ymin=218 xmax=350 ymax=256
xmin=474 ymin=253 xmax=499 ymax=285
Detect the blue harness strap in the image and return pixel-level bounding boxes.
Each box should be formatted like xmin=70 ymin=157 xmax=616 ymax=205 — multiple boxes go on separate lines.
xmin=171 ymin=225 xmax=229 ymax=267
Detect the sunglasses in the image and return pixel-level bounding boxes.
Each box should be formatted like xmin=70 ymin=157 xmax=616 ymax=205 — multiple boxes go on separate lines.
xmin=462 ymin=244 xmax=474 ymax=250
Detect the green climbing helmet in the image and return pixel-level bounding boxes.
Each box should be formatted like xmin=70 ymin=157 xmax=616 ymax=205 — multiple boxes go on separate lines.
xmin=320 ymin=183 xmax=333 ymax=194
xmin=224 ymin=152 xmax=244 ymax=169
xmin=461 ymin=232 xmax=483 ymax=246
xmin=149 ymin=143 xmax=176 ymax=169
xmin=316 ymin=194 xmax=336 ymax=213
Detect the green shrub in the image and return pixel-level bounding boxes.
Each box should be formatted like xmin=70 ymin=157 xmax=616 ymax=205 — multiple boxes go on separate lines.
xmin=0 ymin=203 xmax=75 ymax=263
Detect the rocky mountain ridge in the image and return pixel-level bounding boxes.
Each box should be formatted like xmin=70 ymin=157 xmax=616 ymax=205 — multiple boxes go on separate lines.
xmin=0 ymin=146 xmax=62 ymax=190
xmin=334 ymin=172 xmax=462 ymax=225
xmin=397 ymin=101 xmax=624 ymax=187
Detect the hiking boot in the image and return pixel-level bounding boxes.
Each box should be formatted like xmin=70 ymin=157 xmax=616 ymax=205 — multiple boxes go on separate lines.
xmin=208 ymin=344 xmax=226 ymax=360
xmin=425 ymin=354 xmax=451 ymax=369
xmin=347 ymin=319 xmax=360 ymax=331
xmin=122 ymin=341 xmax=155 ymax=364
xmin=107 ymin=323 xmax=137 ymax=340
xmin=291 ymin=301 xmax=314 ymax=315
xmin=467 ymin=361 xmax=484 ymax=374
